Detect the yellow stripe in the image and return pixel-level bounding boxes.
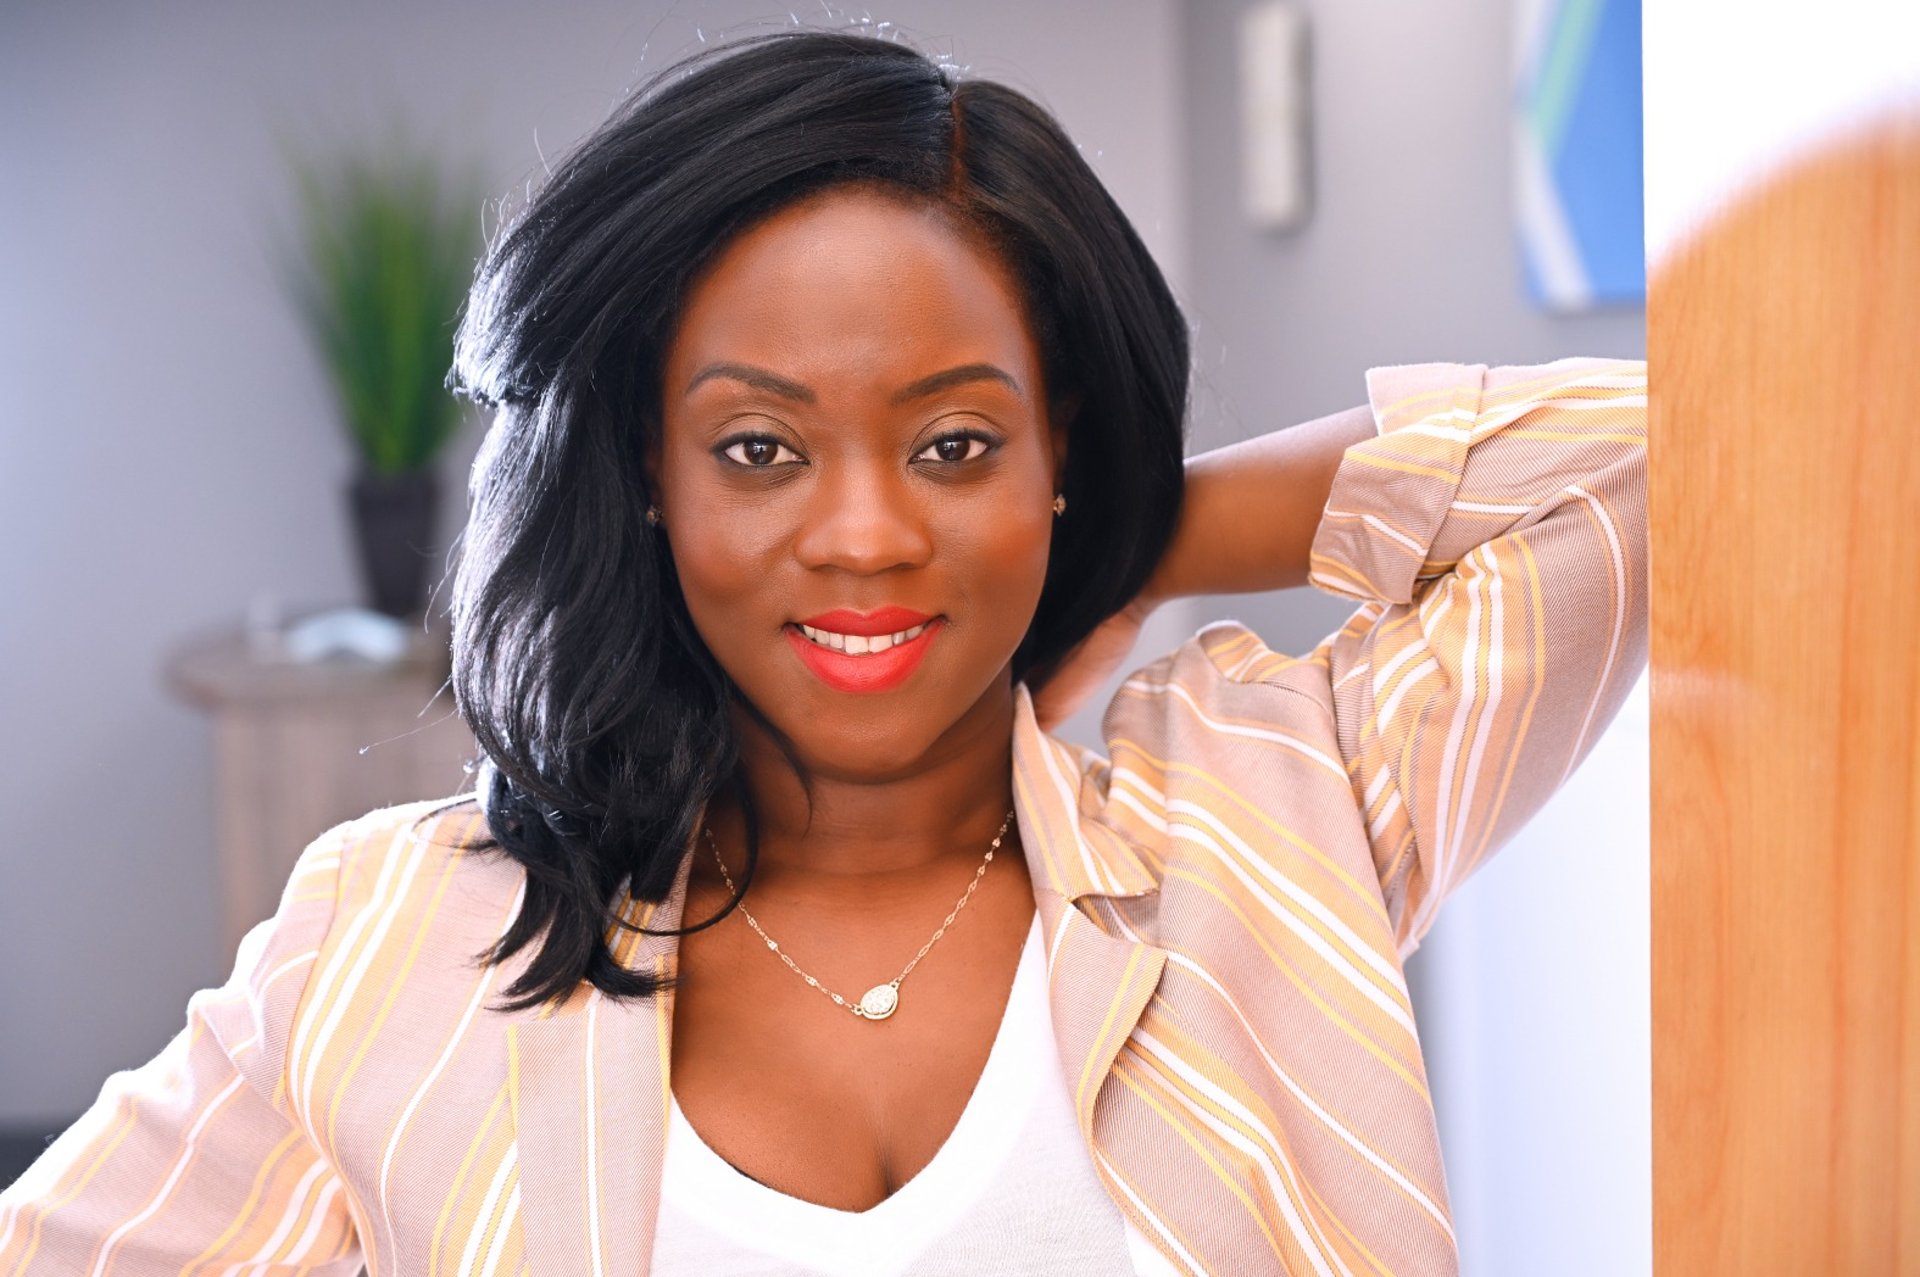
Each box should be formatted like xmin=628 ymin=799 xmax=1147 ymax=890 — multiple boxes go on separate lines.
xmin=1164 ymin=866 xmax=1428 ymax=1097
xmin=1091 ymin=1152 xmax=1212 ymax=1276
xmin=428 ymin=1087 xmax=509 ymax=1277
xmin=1340 ymin=449 xmax=1462 ymax=484
xmin=1312 ymin=552 xmax=1394 ymax=600
xmin=1503 ymin=429 xmax=1647 ymax=444
xmin=1163 ymin=820 xmax=1411 ymax=1016
xmin=1153 ymin=986 xmax=1447 ymax=1247
xmin=185 ymin=1126 xmax=312 ymax=1267
xmin=1122 ymin=1037 xmax=1343 ymax=1266
xmin=1109 ymin=740 xmax=1385 ymax=917
xmin=1466 ymin=531 xmax=1549 ymax=872
xmin=11 ymin=1030 xmax=169 ymax=1271
xmin=1374 ymin=361 xmax=1640 ymax=421
xmin=1110 ymin=1060 xmax=1291 ymax=1266
xmin=324 ymin=845 xmax=464 ymax=1152
xmin=1076 ymin=945 xmax=1151 ymax=1121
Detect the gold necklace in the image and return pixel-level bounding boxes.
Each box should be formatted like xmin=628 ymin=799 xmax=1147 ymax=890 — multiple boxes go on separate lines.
xmin=701 ymin=808 xmax=1016 ymax=1022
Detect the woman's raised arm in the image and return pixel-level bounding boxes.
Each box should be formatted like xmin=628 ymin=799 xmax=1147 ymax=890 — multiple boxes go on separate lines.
xmin=1189 ymin=357 xmax=1649 ymax=953
xmin=1044 ymin=357 xmax=1648 ymax=955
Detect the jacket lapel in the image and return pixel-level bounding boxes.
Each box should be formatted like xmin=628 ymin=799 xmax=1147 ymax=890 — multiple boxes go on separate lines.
xmin=1009 ymin=684 xmax=1172 ymax=1151
xmin=510 ymin=842 xmax=694 ymax=1277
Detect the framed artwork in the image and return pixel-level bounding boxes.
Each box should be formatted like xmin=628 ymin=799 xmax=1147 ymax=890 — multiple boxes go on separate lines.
xmin=1515 ymin=0 xmax=1646 ymax=309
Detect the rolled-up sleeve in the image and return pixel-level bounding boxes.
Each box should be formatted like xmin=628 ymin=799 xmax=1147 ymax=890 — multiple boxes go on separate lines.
xmin=1307 ymin=356 xmax=1649 ymax=956
xmin=0 ymin=823 xmax=365 ymax=1274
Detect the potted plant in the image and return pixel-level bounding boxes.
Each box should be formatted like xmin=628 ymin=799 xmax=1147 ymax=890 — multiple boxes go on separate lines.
xmin=286 ymin=140 xmax=481 ymax=621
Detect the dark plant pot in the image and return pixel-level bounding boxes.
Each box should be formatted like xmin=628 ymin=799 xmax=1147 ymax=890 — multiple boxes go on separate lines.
xmin=348 ymin=467 xmax=440 ymax=620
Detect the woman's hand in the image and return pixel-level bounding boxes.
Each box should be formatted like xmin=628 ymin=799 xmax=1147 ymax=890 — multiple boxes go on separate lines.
xmin=1029 ymin=594 xmax=1161 ymax=731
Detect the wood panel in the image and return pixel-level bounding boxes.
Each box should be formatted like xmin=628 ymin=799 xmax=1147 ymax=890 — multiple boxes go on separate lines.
xmin=1651 ymin=115 xmax=1920 ymax=1273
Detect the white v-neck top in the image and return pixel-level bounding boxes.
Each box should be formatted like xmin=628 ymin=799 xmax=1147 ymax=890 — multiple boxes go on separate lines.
xmin=649 ymin=911 xmax=1180 ymax=1276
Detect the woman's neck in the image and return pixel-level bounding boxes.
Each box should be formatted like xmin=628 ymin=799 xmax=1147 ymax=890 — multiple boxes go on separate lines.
xmin=709 ymin=684 xmax=1021 ymax=885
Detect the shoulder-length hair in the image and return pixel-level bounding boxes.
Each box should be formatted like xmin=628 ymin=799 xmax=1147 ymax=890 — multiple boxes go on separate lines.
xmin=446 ymin=28 xmax=1188 ymax=1014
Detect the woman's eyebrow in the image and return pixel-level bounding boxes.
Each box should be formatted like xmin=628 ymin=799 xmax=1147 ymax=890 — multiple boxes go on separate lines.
xmin=685 ymin=362 xmax=815 ymax=402
xmin=683 ymin=361 xmax=1023 ymax=404
xmin=890 ymin=363 xmax=1024 ymax=404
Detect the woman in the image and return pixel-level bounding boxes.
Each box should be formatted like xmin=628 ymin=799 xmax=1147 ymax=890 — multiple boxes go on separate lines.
xmin=0 ymin=28 xmax=1647 ymax=1276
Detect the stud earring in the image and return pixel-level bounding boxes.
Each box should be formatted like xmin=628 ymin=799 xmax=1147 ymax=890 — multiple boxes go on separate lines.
xmin=645 ymin=504 xmax=663 ymax=526
xmin=1051 ymin=494 xmax=1066 ymax=516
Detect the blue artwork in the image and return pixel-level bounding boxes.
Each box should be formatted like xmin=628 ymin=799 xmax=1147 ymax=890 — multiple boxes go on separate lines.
xmin=1515 ymin=0 xmax=1646 ymax=309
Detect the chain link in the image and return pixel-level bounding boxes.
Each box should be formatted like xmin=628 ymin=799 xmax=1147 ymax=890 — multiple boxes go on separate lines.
xmin=702 ymin=808 xmax=1016 ymax=1019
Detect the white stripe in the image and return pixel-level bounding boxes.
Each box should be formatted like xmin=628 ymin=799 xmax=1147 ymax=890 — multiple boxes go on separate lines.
xmin=1110 ymin=784 xmax=1170 ymax=836
xmin=379 ymin=879 xmax=527 ymax=1241
xmin=479 ymin=1179 xmax=521 ymax=1277
xmin=1162 ymin=952 xmax=1456 ymax=1238
xmin=1110 ymin=765 xmax=1166 ymax=809
xmin=287 ymin=854 xmax=340 ymax=883
xmin=1045 ymin=904 xmax=1073 ymax=978
xmin=1121 ymin=677 xmax=1347 ymax=781
xmin=219 ymin=1157 xmax=331 ymax=1275
xmin=1034 ymin=730 xmax=1122 ymax=895
xmin=1411 ymin=386 xmax=1648 ymax=439
xmin=455 ymin=1149 xmax=517 ymax=1277
xmin=1447 ymin=547 xmax=1506 ymax=883
xmin=1309 ymin=568 xmax=1368 ymax=598
xmin=1473 ymin=389 xmax=1650 ymax=437
xmin=268 ymin=1176 xmax=344 ymax=1272
xmin=1393 ymin=421 xmax=1474 ymax=444
xmin=293 ymin=817 xmax=433 ymax=1121
xmin=0 ymin=1081 xmax=135 ymax=1255
xmin=1452 ymin=500 xmax=1535 ymax=515
xmin=229 ymin=949 xmax=321 ymax=1060
xmin=1094 ymin=1148 xmax=1207 ymax=1275
xmin=1370 ymin=637 xmax=1430 ymax=702
xmin=1561 ymin=483 xmax=1628 ymax=782
xmin=1377 ymin=655 xmax=1438 ymax=728
xmin=1361 ymin=765 xmax=1392 ymax=812
xmin=1367 ymin=787 xmax=1405 ymax=845
xmin=1323 ymin=508 xmax=1429 ymax=555
xmin=1131 ymin=1030 xmax=1348 ymax=1277
xmin=1168 ymin=811 xmax=1415 ymax=1031
xmin=1412 ymin=550 xmax=1492 ymax=940
xmin=1333 ymin=659 xmax=1371 ymax=691
xmin=88 ymin=1074 xmax=249 ymax=1276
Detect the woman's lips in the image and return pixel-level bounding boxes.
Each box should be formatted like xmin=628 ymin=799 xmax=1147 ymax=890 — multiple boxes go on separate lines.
xmin=783 ymin=618 xmax=944 ymax=694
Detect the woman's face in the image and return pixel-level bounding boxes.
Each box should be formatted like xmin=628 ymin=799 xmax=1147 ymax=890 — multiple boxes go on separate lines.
xmin=651 ymin=186 xmax=1068 ymax=780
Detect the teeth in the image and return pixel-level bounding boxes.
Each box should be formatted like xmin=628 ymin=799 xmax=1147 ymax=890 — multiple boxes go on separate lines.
xmin=798 ymin=621 xmax=929 ymax=654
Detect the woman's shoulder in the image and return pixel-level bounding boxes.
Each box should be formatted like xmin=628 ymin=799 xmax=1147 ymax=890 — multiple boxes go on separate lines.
xmin=305 ymin=791 xmax=525 ymax=941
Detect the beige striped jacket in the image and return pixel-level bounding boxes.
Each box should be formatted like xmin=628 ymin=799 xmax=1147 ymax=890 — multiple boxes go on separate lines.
xmin=0 ymin=357 xmax=1648 ymax=1275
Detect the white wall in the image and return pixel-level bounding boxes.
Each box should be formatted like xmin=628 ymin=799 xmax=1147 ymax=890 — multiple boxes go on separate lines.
xmin=0 ymin=0 xmax=1183 ymax=1125
xmin=1176 ymin=3 xmax=1648 ymax=1274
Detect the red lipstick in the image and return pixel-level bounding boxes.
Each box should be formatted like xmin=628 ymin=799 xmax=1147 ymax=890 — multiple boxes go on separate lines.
xmin=786 ymin=608 xmax=943 ymax=694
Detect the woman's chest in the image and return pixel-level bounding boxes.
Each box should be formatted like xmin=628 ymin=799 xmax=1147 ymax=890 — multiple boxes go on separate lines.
xmin=665 ymin=873 xmax=1038 ymax=1213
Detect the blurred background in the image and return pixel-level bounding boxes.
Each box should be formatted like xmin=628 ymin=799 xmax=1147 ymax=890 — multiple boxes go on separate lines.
xmin=0 ymin=1 xmax=1646 ymax=1272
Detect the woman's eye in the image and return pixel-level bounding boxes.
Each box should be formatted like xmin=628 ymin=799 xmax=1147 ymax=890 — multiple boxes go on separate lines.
xmin=721 ymin=437 xmax=802 ymax=467
xmin=916 ymin=433 xmax=993 ymax=464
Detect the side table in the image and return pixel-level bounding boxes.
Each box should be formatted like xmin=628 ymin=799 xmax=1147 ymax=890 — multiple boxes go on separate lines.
xmin=164 ymin=616 xmax=479 ymax=957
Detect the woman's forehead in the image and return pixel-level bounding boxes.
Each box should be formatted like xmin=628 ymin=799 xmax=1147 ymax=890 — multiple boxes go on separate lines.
xmin=663 ymin=187 xmax=1044 ymax=402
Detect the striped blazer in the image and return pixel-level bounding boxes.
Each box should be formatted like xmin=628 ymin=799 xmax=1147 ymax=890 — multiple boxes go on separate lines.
xmin=0 ymin=357 xmax=1648 ymax=1275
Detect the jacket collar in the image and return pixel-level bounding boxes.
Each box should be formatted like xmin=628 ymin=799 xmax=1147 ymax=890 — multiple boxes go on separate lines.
xmin=507 ymin=681 xmax=1169 ymax=1275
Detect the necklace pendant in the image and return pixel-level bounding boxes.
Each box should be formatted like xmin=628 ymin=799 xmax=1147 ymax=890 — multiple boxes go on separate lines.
xmin=857 ymin=983 xmax=899 ymax=1021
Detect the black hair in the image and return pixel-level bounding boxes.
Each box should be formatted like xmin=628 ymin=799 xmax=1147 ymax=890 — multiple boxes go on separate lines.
xmin=445 ymin=27 xmax=1189 ymax=1014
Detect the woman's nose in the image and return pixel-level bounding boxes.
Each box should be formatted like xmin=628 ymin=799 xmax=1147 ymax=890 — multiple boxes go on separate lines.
xmin=790 ymin=461 xmax=934 ymax=575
